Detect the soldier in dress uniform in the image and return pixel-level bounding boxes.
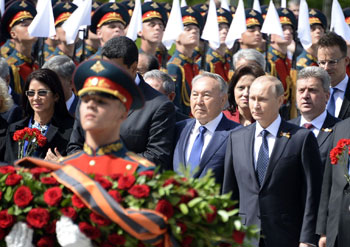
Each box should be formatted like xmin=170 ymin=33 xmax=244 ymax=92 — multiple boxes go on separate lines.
xmin=267 ymin=7 xmax=296 ymax=119
xmin=47 ymin=2 xmax=78 ymax=61
xmin=89 ymin=2 xmax=130 ymax=59
xmin=57 ymin=59 xmax=154 ymax=174
xmin=120 ymin=0 xmax=134 ymax=17
xmin=139 ymin=2 xmax=168 ymax=69
xmin=239 ymin=9 xmax=264 ymax=51
xmin=1 ymin=0 xmax=38 ymax=95
xmin=0 ymin=39 xmax=15 ymax=58
xmin=296 ymin=9 xmax=327 ymax=71
xmin=196 ymin=7 xmax=232 ymax=82
xmin=167 ymin=6 xmax=203 ymax=116
xmin=192 ymin=3 xmax=208 ymax=62
xmin=75 ymin=0 xmax=102 ymax=62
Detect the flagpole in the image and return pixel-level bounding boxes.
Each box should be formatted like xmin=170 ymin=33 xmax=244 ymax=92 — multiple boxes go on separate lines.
xmin=200 ymin=40 xmax=208 ymax=72
xmin=265 ymin=34 xmax=270 ymax=73
xmin=79 ymin=28 xmax=88 ymax=63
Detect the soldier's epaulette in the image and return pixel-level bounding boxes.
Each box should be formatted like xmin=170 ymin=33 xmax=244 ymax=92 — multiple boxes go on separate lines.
xmin=297 ymin=58 xmax=307 ymax=68
xmin=206 ymin=54 xmax=214 ymax=61
xmin=171 ymin=57 xmax=182 ymax=65
xmin=306 ymin=53 xmax=315 ymax=60
xmin=1 ymin=46 xmax=9 ymax=56
xmin=126 ymin=152 xmax=155 ymax=168
xmin=6 ymin=56 xmax=18 ymax=65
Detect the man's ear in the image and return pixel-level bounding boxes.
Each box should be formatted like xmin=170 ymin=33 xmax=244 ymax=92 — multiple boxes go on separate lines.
xmin=130 ymin=61 xmax=138 ymax=77
xmin=9 ymin=28 xmax=17 ymax=40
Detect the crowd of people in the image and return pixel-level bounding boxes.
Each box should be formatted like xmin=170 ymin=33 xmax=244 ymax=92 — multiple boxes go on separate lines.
xmin=0 ymin=0 xmax=350 ymax=246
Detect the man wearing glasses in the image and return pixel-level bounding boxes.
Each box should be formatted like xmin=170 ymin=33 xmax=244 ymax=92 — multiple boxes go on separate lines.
xmin=317 ymin=32 xmax=350 ymax=120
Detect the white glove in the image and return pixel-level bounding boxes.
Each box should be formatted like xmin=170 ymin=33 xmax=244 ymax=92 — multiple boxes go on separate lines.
xmin=5 ymin=222 xmax=34 ymax=247
xmin=56 ymin=215 xmax=93 ymax=247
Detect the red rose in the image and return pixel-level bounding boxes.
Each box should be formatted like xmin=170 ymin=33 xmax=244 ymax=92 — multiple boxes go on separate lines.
xmin=5 ymin=173 xmax=22 ymax=186
xmin=182 ymin=236 xmax=193 ymax=247
xmin=176 ymin=221 xmax=187 ymax=234
xmin=163 ymin=178 xmax=180 ymax=187
xmin=0 ymin=228 xmax=5 ymax=240
xmin=118 ymin=175 xmax=136 ymax=189
xmin=0 ymin=209 xmax=15 ymax=228
xmin=108 ymin=190 xmax=122 ymax=203
xmin=180 ymin=188 xmax=198 ymax=204
xmin=110 ymin=173 xmax=123 ymax=181
xmin=14 ymin=186 xmax=33 ymax=208
xmin=108 ymin=233 xmax=126 ymax=245
xmin=44 ymin=220 xmax=57 ymax=234
xmin=61 ymin=207 xmax=77 ymax=220
xmin=30 ymin=167 xmax=51 ymax=179
xmin=41 ymin=176 xmax=58 ymax=185
xmin=232 ymin=231 xmax=245 ymax=244
xmin=37 ymin=236 xmax=54 ymax=247
xmin=90 ymin=212 xmax=111 ymax=226
xmin=206 ymin=205 xmax=217 ymax=223
xmin=44 ymin=187 xmax=62 ymax=206
xmin=78 ymin=222 xmax=101 ymax=240
xmin=155 ymin=199 xmax=174 ymax=219
xmin=72 ymin=194 xmax=86 ymax=208
xmin=0 ymin=166 xmax=15 ymax=174
xmin=26 ymin=208 xmax=50 ymax=228
xmin=95 ymin=177 xmax=112 ymax=190
xmin=13 ymin=129 xmax=26 ymax=141
xmin=128 ymin=184 xmax=150 ymax=198
xmin=139 ymin=170 xmax=154 ymax=179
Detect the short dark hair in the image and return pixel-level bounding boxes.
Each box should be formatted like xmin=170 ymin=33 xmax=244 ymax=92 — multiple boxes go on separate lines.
xmin=140 ymin=52 xmax=159 ymax=71
xmin=101 ymin=36 xmax=138 ymax=68
xmin=318 ymin=32 xmax=347 ymax=57
xmin=227 ymin=64 xmax=265 ymax=114
xmin=22 ymin=69 xmax=72 ymax=119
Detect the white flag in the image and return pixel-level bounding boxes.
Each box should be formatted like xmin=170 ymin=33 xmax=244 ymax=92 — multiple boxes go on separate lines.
xmin=201 ymin=0 xmax=220 ymax=49
xmin=162 ymin=0 xmax=183 ymax=49
xmin=298 ymin=0 xmax=312 ymax=50
xmin=225 ymin=0 xmax=246 ymax=48
xmin=28 ymin=0 xmax=56 ymax=38
xmin=63 ymin=0 xmax=91 ymax=44
xmin=253 ymin=0 xmax=261 ymax=13
xmin=126 ymin=0 xmax=142 ymax=41
xmin=261 ymin=0 xmax=284 ymax=38
xmin=221 ymin=0 xmax=230 ymax=11
xmin=281 ymin=0 xmax=287 ymax=8
xmin=180 ymin=0 xmax=187 ymax=7
xmin=0 ymin=0 xmax=4 ymax=16
xmin=330 ymin=0 xmax=350 ymax=42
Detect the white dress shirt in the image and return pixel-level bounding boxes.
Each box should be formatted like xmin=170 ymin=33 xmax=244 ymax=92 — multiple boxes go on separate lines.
xmin=331 ymin=74 xmax=348 ymax=118
xmin=185 ymin=113 xmax=223 ymax=163
xmin=253 ymin=115 xmax=281 ymax=168
xmin=300 ymin=110 xmax=327 ymax=137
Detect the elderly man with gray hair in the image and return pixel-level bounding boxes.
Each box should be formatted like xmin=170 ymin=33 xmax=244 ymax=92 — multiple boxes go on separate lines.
xmin=144 ymin=69 xmax=188 ymax=122
xmin=42 ymin=55 xmax=78 ymax=115
xmin=233 ymin=48 xmax=266 ymax=70
xmin=289 ymin=66 xmax=340 ymax=172
xmin=173 ymin=72 xmax=240 ymax=184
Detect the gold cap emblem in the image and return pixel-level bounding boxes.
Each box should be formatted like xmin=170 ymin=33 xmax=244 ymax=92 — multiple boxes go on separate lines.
xmin=187 ymin=7 xmax=194 ymax=13
xmin=249 ymin=10 xmax=256 ymax=16
xmin=151 ymin=2 xmax=159 ymax=8
xmin=282 ymin=8 xmax=289 ymax=15
xmin=309 ymin=9 xmax=317 ymax=15
xmin=110 ymin=3 xmax=119 ymax=10
xmin=19 ymin=1 xmax=27 ymax=8
xmin=90 ymin=61 xmax=106 ymax=73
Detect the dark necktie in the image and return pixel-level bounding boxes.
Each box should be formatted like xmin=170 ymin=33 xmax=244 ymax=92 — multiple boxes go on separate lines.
xmin=327 ymin=87 xmax=338 ymax=116
xmin=256 ymin=130 xmax=269 ymax=186
xmin=188 ymin=126 xmax=207 ymax=174
xmin=303 ymin=123 xmax=314 ymax=129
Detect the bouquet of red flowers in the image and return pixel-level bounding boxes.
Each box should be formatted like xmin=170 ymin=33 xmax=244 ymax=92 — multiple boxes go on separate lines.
xmin=330 ymin=139 xmax=350 ymax=184
xmin=0 ymin=164 xmax=258 ymax=247
xmin=13 ymin=128 xmax=47 ymax=159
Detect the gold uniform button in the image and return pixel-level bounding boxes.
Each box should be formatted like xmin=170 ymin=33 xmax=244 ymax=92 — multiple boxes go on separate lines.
xmin=89 ymin=160 xmax=96 ymax=166
xmin=126 ymin=164 xmax=133 ymax=170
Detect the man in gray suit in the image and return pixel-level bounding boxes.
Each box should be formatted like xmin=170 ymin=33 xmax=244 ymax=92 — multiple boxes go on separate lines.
xmin=222 ymin=75 xmax=322 ymax=247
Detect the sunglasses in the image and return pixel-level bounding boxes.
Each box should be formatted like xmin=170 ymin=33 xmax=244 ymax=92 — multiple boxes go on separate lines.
xmin=25 ymin=90 xmax=51 ymax=97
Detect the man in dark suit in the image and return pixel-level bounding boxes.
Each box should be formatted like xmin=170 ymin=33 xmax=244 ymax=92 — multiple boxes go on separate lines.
xmin=317 ymin=32 xmax=350 ymax=120
xmin=42 ymin=55 xmax=79 ymax=115
xmin=173 ymin=72 xmax=240 ymax=184
xmin=317 ymin=117 xmax=350 ymax=247
xmin=222 ymin=75 xmax=322 ymax=247
xmin=67 ymin=37 xmax=175 ymax=169
xmin=289 ymin=67 xmax=341 ymax=172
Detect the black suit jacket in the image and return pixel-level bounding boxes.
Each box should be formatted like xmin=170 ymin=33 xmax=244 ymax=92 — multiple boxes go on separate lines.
xmin=222 ymin=120 xmax=322 ymax=247
xmin=173 ymin=115 xmax=240 ymax=184
xmin=68 ymin=94 xmax=79 ymax=116
xmin=338 ymin=77 xmax=350 ymax=120
xmin=0 ymin=103 xmax=23 ymax=124
xmin=289 ymin=112 xmax=340 ymax=173
xmin=67 ymin=75 xmax=176 ymax=169
xmin=316 ymin=118 xmax=350 ymax=247
xmin=3 ymin=115 xmax=74 ymax=163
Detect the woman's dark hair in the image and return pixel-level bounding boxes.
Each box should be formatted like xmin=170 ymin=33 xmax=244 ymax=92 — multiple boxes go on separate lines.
xmin=227 ymin=64 xmax=265 ymax=114
xmin=22 ymin=68 xmax=72 ymax=120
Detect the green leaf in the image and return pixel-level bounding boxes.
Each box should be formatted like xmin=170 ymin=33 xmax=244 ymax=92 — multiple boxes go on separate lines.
xmin=218 ymin=210 xmax=229 ymax=222
xmin=179 ymin=203 xmax=189 ymax=215
xmin=168 ymin=196 xmax=180 ymax=205
xmin=4 ymin=186 xmax=13 ymax=202
xmin=22 ymin=206 xmax=32 ymax=213
xmin=13 ymin=205 xmax=23 ymax=216
xmin=7 ymin=206 xmax=14 ymax=215
xmin=60 ymin=197 xmax=71 ymax=207
xmin=188 ymin=197 xmax=202 ymax=208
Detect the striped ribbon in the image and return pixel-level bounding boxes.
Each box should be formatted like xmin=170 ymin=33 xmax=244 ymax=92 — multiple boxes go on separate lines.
xmin=52 ymin=165 xmax=176 ymax=246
